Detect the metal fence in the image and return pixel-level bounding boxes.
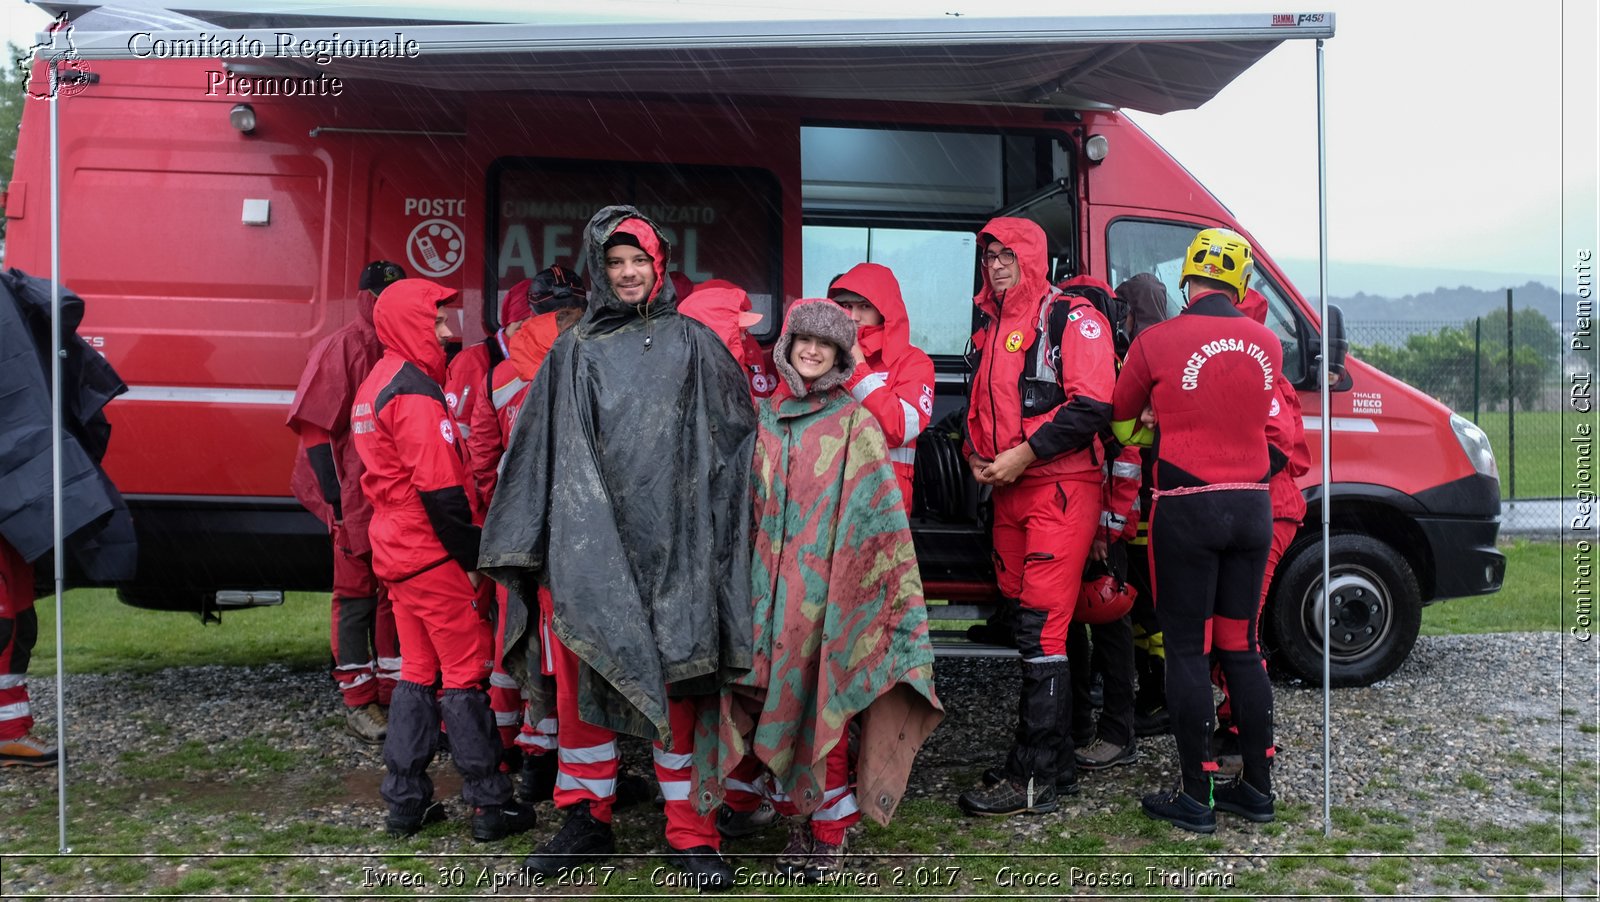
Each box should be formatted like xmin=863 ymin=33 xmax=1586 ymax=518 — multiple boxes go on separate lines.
xmin=1350 ymin=311 xmax=1572 ymax=531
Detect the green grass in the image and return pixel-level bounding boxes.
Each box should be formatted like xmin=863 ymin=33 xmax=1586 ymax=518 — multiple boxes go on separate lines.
xmin=30 ymin=588 xmax=329 ymax=673
xmin=23 ymin=536 xmax=1563 ymax=674
xmin=1468 ymin=410 xmax=1563 ymax=499
xmin=1421 ymin=539 xmax=1561 ymax=635
xmin=2 ymin=541 xmax=1585 ymax=897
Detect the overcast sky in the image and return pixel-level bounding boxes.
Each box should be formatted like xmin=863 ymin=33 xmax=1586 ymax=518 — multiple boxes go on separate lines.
xmin=3 ymin=0 xmax=1593 ymax=292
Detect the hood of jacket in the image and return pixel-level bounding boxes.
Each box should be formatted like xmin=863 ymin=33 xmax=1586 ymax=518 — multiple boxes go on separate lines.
xmin=507 ymin=309 xmax=562 ymax=381
xmin=679 ymin=283 xmax=757 ymax=371
xmin=374 ymin=279 xmax=458 ymax=384
xmin=828 ymin=262 xmax=913 ymax=368
xmin=1116 ymin=272 xmax=1170 ymax=340
xmin=772 ymin=299 xmax=857 ymax=399
xmin=357 ymin=287 xmax=378 ymax=329
xmin=974 ymin=216 xmax=1050 ymax=322
xmin=1238 ymin=287 xmax=1269 ymax=326
xmin=581 ymin=206 xmax=677 ymax=334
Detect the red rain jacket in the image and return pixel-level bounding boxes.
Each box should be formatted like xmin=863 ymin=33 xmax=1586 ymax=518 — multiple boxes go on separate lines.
xmin=965 ymin=217 xmax=1116 ymax=484
xmin=1112 ymin=289 xmax=1282 ymax=488
xmin=352 ymin=280 xmax=482 ymax=583
xmin=1239 ymin=289 xmax=1310 ymax=521
xmin=678 ymin=281 xmax=777 ymax=401
xmin=829 ymin=263 xmax=936 ymax=503
xmin=470 ymin=310 xmax=564 ymax=505
xmin=286 ymin=288 xmax=382 ymax=553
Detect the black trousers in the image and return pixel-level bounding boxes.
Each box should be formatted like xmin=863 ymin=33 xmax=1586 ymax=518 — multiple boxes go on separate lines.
xmin=1069 ymin=616 xmax=1135 ymax=747
xmin=1150 ymin=488 xmax=1275 ymax=795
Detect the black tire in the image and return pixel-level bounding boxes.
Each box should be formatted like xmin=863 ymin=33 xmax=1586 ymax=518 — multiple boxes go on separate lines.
xmin=1264 ymin=532 xmax=1421 ymax=688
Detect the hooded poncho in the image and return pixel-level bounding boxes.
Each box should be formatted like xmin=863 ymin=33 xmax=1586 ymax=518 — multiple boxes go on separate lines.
xmin=480 ymin=206 xmax=758 ymax=745
xmin=695 ymin=301 xmax=943 ymax=824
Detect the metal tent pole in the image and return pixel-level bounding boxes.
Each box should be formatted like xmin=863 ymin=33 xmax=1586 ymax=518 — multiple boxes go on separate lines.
xmin=48 ymin=53 xmax=70 ymax=855
xmin=1315 ymin=37 xmax=1333 ymax=838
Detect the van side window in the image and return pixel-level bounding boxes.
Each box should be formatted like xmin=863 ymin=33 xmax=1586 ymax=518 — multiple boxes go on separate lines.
xmin=802 ymin=225 xmax=978 ymax=356
xmin=1106 ymin=218 xmax=1305 ymax=383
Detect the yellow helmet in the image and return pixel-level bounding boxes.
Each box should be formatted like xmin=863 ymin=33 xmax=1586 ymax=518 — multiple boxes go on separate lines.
xmin=1180 ymin=228 xmax=1254 ymax=300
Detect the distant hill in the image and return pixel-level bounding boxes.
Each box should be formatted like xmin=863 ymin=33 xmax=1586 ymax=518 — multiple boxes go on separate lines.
xmin=1332 ymin=282 xmax=1562 ymax=326
xmin=1278 ymin=258 xmax=1558 ymax=298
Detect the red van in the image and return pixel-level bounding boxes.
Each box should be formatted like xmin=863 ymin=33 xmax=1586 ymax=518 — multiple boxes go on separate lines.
xmin=6 ymin=7 xmax=1501 ymax=685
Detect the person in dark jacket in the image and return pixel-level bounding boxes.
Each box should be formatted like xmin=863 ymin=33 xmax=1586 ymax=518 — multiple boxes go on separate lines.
xmin=287 ymin=260 xmax=405 ymax=745
xmin=0 ymin=270 xmax=134 ymax=766
xmin=481 ymin=206 xmax=757 ymax=892
xmin=1112 ymin=228 xmax=1283 ymax=834
xmin=350 ymin=279 xmax=538 ymax=844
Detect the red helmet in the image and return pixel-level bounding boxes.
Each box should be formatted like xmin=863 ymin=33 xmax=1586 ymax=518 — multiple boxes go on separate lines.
xmin=1077 ymin=574 xmax=1137 ymax=625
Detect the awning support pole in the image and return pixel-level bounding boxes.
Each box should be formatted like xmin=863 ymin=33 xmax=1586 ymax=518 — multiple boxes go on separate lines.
xmin=48 ymin=52 xmax=70 ymax=855
xmin=1315 ymin=36 xmax=1333 ymax=839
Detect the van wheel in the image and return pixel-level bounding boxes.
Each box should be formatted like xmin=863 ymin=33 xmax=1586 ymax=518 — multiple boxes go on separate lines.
xmin=1264 ymin=533 xmax=1421 ymax=688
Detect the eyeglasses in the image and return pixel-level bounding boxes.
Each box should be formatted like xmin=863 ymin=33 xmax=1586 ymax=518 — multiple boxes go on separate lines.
xmin=981 ymin=249 xmax=1017 ymax=267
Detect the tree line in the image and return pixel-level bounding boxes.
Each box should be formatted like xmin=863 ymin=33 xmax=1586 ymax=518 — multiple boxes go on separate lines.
xmin=1352 ymin=308 xmax=1566 ymax=413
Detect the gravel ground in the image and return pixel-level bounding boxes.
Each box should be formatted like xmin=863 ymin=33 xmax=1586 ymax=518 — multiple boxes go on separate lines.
xmin=5 ymin=632 xmax=1598 ymax=898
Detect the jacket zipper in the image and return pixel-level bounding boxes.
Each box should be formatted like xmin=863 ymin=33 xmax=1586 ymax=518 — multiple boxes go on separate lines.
xmin=985 ymin=296 xmax=1002 ymax=460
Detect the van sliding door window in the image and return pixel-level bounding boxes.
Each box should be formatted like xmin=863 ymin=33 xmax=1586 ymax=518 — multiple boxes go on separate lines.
xmin=801 ymin=125 xmax=1070 ymax=359
xmin=489 ymin=159 xmax=782 ymax=337
xmin=1106 ymin=218 xmax=1306 ymax=384
xmin=803 ymin=226 xmax=978 ymax=357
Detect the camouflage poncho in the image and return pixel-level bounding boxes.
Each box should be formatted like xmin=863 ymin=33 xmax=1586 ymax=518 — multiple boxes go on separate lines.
xmin=696 ymin=386 xmax=943 ymax=824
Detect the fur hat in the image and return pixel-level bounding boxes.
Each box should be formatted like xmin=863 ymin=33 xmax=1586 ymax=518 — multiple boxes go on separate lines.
xmin=773 ymin=299 xmax=857 ymax=398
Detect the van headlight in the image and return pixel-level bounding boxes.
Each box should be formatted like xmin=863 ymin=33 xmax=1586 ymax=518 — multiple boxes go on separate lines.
xmin=1451 ymin=414 xmax=1499 ymax=480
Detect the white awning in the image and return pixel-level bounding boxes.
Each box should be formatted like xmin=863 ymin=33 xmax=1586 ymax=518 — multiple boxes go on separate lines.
xmin=34 ymin=3 xmax=1334 ymax=114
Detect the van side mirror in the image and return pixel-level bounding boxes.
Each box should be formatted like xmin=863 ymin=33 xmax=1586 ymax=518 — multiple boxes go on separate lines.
xmin=1314 ymin=304 xmax=1352 ymax=391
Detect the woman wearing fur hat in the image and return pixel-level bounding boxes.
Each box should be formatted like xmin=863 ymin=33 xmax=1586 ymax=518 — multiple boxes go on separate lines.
xmin=703 ymin=300 xmax=942 ymax=882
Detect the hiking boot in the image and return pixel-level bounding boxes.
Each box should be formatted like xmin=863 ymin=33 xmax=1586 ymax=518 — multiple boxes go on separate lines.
xmin=667 ymin=845 xmax=733 ymax=893
xmin=802 ymin=835 xmax=847 ymax=883
xmin=0 ymin=734 xmax=59 ymax=768
xmin=345 ymin=703 xmax=387 ymax=745
xmin=958 ymin=776 xmax=1058 ymax=816
xmin=983 ymin=765 xmax=1078 ymax=797
xmin=1141 ymin=785 xmax=1216 ymax=834
xmin=716 ymin=800 xmax=778 ymax=839
xmin=385 ymin=800 xmax=446 ymax=838
xmin=523 ymin=802 xmax=616 ymax=876
xmin=471 ymin=801 xmax=538 ymax=842
xmin=776 ymin=818 xmax=812 ymax=878
xmin=615 ymin=771 xmax=656 ymax=810
xmin=1075 ymin=738 xmax=1139 ymax=771
xmin=1134 ymin=706 xmax=1171 ymax=737
xmin=1213 ymin=778 xmax=1276 ymax=823
xmin=516 ymin=752 xmax=557 ymax=806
